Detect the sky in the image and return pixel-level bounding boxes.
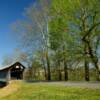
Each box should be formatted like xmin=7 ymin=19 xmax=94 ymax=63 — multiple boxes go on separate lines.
xmin=0 ymin=0 xmax=35 ymax=65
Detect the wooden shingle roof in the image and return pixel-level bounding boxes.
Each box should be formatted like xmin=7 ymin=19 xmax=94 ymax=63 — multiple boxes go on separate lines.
xmin=0 ymin=62 xmax=26 ymax=71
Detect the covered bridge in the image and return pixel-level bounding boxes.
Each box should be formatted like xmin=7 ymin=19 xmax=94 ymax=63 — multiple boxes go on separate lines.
xmin=0 ymin=62 xmax=25 ymax=83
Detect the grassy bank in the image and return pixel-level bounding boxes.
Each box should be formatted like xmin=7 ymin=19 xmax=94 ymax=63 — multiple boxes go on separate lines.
xmin=0 ymin=81 xmax=100 ymax=100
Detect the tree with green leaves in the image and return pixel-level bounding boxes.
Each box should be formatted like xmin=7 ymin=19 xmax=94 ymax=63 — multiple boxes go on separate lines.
xmin=50 ymin=0 xmax=100 ymax=81
xmin=12 ymin=0 xmax=100 ymax=81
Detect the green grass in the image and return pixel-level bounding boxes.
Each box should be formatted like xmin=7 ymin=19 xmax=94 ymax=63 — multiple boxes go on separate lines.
xmin=0 ymin=81 xmax=100 ymax=100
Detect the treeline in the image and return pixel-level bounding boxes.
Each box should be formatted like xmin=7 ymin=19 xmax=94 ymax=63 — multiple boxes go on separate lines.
xmin=13 ymin=0 xmax=100 ymax=81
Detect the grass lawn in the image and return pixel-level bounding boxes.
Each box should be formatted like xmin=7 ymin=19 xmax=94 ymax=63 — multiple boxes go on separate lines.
xmin=0 ymin=81 xmax=100 ymax=100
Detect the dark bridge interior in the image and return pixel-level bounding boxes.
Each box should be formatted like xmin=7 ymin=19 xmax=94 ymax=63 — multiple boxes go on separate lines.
xmin=10 ymin=62 xmax=25 ymax=80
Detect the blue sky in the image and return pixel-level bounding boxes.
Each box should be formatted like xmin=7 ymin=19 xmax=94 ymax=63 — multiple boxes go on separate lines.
xmin=0 ymin=0 xmax=34 ymax=65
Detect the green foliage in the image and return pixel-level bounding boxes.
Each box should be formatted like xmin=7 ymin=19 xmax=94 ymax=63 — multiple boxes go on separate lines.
xmin=13 ymin=0 xmax=100 ymax=81
xmin=49 ymin=17 xmax=66 ymax=50
xmin=24 ymin=59 xmax=44 ymax=81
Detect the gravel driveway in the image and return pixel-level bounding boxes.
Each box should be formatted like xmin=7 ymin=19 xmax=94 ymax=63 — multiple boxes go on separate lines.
xmin=42 ymin=81 xmax=100 ymax=89
xmin=63 ymin=81 xmax=100 ymax=89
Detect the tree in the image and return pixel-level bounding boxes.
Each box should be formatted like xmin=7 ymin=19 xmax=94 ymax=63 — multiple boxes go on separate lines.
xmin=13 ymin=0 xmax=52 ymax=80
xmin=12 ymin=0 xmax=100 ymax=81
xmin=2 ymin=48 xmax=27 ymax=66
xmin=69 ymin=0 xmax=100 ymax=81
xmin=49 ymin=0 xmax=84 ymax=81
xmin=77 ymin=0 xmax=100 ymax=80
xmin=49 ymin=17 xmax=70 ymax=80
xmin=50 ymin=0 xmax=100 ymax=81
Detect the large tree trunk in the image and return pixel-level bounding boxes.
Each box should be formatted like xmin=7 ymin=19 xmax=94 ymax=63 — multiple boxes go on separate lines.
xmin=57 ymin=61 xmax=62 ymax=81
xmin=58 ymin=70 xmax=62 ymax=81
xmin=91 ymin=58 xmax=100 ymax=81
xmin=84 ymin=60 xmax=90 ymax=81
xmin=96 ymin=70 xmax=100 ymax=81
xmin=64 ymin=61 xmax=68 ymax=81
xmin=83 ymin=39 xmax=100 ymax=81
xmin=63 ymin=45 xmax=68 ymax=81
xmin=84 ymin=44 xmax=90 ymax=81
xmin=46 ymin=52 xmax=51 ymax=81
xmin=41 ymin=54 xmax=47 ymax=80
xmin=81 ymin=7 xmax=100 ymax=81
xmin=43 ymin=66 xmax=47 ymax=80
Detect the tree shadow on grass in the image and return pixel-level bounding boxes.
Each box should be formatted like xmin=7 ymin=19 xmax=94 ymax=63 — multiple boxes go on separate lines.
xmin=0 ymin=81 xmax=7 ymax=88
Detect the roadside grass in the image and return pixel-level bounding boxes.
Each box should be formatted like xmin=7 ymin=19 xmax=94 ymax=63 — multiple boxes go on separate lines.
xmin=0 ymin=81 xmax=100 ymax=100
xmin=0 ymin=81 xmax=20 ymax=97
